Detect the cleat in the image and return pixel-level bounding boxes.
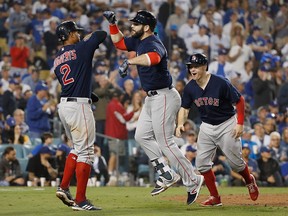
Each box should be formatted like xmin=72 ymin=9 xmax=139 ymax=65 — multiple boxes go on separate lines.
xmin=187 ymin=175 xmax=204 ymax=205
xmin=201 ymin=196 xmax=223 ymax=207
xmin=56 ymin=187 xmax=75 ymax=207
xmin=151 ymin=170 xmax=181 ymax=196
xmin=72 ymin=200 xmax=102 ymax=211
xmin=247 ymin=174 xmax=259 ymax=201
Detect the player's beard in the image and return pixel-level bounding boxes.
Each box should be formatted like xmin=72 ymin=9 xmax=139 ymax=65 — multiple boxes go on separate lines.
xmin=131 ymin=26 xmax=145 ymax=38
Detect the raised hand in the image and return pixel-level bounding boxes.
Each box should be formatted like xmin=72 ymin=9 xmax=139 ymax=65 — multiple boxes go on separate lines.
xmin=103 ymin=11 xmax=117 ymax=24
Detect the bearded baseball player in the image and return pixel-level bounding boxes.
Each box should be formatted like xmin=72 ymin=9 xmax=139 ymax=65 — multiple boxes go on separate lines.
xmin=54 ymin=20 xmax=107 ymax=211
xmin=176 ymin=53 xmax=259 ymax=206
xmin=103 ymin=10 xmax=203 ymax=205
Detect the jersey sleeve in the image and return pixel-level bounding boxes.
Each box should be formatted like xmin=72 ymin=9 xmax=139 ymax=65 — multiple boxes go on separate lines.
xmin=124 ymin=37 xmax=140 ymax=52
xmin=181 ymin=82 xmax=194 ymax=109
xmin=223 ymin=79 xmax=241 ymax=104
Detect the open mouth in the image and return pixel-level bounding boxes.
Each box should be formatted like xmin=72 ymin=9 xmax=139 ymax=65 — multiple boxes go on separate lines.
xmin=191 ymin=73 xmax=197 ymax=76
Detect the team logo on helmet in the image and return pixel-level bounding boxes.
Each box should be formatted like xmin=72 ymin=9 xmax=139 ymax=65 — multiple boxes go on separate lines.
xmin=191 ymin=55 xmax=197 ymax=61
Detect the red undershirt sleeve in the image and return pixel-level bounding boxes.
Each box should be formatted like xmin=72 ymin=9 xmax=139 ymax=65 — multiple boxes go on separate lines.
xmin=236 ymin=96 xmax=245 ymax=125
xmin=147 ymin=52 xmax=161 ymax=65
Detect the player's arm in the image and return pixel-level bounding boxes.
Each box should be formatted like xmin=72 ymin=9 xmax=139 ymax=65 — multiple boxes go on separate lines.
xmin=175 ymin=107 xmax=190 ymax=137
xmin=103 ymin=11 xmax=127 ymax=50
xmin=128 ymin=52 xmax=161 ymax=66
xmin=233 ymin=95 xmax=245 ymax=138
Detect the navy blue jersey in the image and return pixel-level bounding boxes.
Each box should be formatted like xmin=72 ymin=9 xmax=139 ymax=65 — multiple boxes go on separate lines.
xmin=53 ymin=31 xmax=107 ymax=98
xmin=182 ymin=74 xmax=241 ymax=125
xmin=124 ymin=34 xmax=172 ymax=92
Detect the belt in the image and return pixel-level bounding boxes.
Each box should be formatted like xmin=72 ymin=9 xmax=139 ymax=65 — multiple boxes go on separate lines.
xmin=147 ymin=84 xmax=174 ymax=97
xmin=61 ymin=97 xmax=92 ymax=104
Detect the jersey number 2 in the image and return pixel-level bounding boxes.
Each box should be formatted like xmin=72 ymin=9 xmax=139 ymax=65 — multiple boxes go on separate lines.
xmin=60 ymin=64 xmax=74 ymax=85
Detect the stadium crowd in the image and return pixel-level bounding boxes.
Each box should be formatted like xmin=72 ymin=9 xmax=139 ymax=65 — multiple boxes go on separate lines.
xmin=0 ymin=0 xmax=288 ymax=187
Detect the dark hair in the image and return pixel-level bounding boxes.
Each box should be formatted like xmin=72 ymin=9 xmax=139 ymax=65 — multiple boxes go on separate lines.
xmin=41 ymin=132 xmax=53 ymax=143
xmin=2 ymin=146 xmax=15 ymax=157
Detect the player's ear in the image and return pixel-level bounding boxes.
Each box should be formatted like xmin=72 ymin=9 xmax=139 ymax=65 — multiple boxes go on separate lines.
xmin=144 ymin=25 xmax=150 ymax=32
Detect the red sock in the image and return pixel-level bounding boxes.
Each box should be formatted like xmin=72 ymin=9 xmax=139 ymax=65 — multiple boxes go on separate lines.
xmin=75 ymin=162 xmax=91 ymax=204
xmin=238 ymin=164 xmax=252 ymax=184
xmin=60 ymin=153 xmax=77 ymax=189
xmin=201 ymin=169 xmax=219 ymax=197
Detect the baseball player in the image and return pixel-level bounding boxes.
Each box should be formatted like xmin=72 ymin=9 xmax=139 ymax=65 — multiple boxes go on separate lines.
xmin=176 ymin=53 xmax=259 ymax=206
xmin=103 ymin=10 xmax=203 ymax=205
xmin=54 ymin=20 xmax=107 ymax=211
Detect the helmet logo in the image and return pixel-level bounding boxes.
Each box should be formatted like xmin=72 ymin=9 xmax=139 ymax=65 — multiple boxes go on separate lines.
xmin=191 ymin=55 xmax=197 ymax=61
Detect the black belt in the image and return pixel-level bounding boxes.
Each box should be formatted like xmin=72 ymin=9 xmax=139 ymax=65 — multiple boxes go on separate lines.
xmin=147 ymin=85 xmax=174 ymax=97
xmin=66 ymin=98 xmax=92 ymax=104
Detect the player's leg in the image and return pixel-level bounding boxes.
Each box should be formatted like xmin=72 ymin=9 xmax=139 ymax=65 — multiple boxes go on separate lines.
xmin=56 ymin=103 xmax=78 ymax=206
xmin=219 ymin=117 xmax=259 ymax=201
xmin=135 ymin=99 xmax=178 ymax=195
xmin=151 ymin=89 xmax=203 ymax=204
xmin=195 ymin=124 xmax=222 ymax=207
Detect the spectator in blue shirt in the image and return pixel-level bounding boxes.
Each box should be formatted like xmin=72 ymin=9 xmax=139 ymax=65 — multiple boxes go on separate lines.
xmin=26 ymin=82 xmax=55 ymax=141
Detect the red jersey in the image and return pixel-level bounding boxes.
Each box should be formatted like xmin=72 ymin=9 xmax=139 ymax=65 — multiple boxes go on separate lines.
xmin=105 ymin=98 xmax=134 ymax=139
xmin=10 ymin=46 xmax=29 ymax=68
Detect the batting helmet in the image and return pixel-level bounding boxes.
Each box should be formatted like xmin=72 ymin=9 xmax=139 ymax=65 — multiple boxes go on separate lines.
xmin=56 ymin=21 xmax=84 ymax=42
xmin=186 ymin=53 xmax=208 ymax=71
xmin=129 ymin=10 xmax=157 ymax=31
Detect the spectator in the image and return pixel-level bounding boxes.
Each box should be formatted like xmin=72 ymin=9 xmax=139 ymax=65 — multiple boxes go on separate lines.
xmin=263 ymin=117 xmax=277 ymax=135
xmin=1 ymin=116 xmax=16 ymax=144
xmin=246 ymin=26 xmax=268 ymax=71
xmin=209 ymin=48 xmax=238 ymax=85
xmin=0 ymin=146 xmax=25 ymax=186
xmin=0 ymin=64 xmax=10 ymax=92
xmin=185 ymin=145 xmax=197 ymax=169
xmin=2 ymin=79 xmax=18 ymax=118
xmin=26 ymin=82 xmax=55 ymax=140
xmin=26 ymin=145 xmax=57 ymax=186
xmin=164 ymin=24 xmax=187 ymax=59
xmin=118 ymin=65 xmax=141 ymax=92
xmin=230 ymin=143 xmax=260 ymax=186
xmin=22 ymin=68 xmax=41 ymax=93
xmin=251 ymin=122 xmax=271 ymax=148
xmin=55 ymin=142 xmax=72 ymax=185
xmin=253 ymin=5 xmax=274 ymax=36
xmin=274 ymin=4 xmax=288 ymax=50
xmin=209 ymin=25 xmax=230 ymax=61
xmin=241 ymin=126 xmax=259 ymax=160
xmin=222 ymin=12 xmax=244 ymax=46
xmin=228 ymin=34 xmax=255 ymax=78
xmin=252 ymin=65 xmax=277 ymax=110
xmin=105 ymin=88 xmax=137 ymax=179
xmin=93 ymin=74 xmax=114 ymax=159
xmin=4 ymin=0 xmax=30 ymax=47
xmin=257 ymin=146 xmax=283 ymax=187
xmin=91 ymin=145 xmax=109 ymax=186
xmin=9 ymin=34 xmax=30 ymax=76
xmin=180 ymin=130 xmax=197 ymax=156
xmin=28 ymin=132 xmax=53 ymax=158
xmin=157 ymin=0 xmax=175 ymax=29
xmin=165 ymin=6 xmax=187 ymax=36
xmin=186 ymin=25 xmax=209 ymax=56
xmin=13 ymin=109 xmax=29 ymax=135
xmin=269 ymin=131 xmax=288 ymax=163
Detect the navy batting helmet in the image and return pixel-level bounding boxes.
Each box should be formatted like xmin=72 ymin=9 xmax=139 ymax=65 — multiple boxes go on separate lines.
xmin=129 ymin=10 xmax=157 ymax=31
xmin=56 ymin=21 xmax=84 ymax=42
xmin=186 ymin=53 xmax=208 ymax=71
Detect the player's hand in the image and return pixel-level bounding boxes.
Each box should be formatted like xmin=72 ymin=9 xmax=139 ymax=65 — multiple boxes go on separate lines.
xmin=232 ymin=124 xmax=243 ymax=139
xmin=175 ymin=125 xmax=185 ymax=137
xmin=119 ymin=59 xmax=130 ymax=78
xmin=103 ymin=11 xmax=117 ymax=24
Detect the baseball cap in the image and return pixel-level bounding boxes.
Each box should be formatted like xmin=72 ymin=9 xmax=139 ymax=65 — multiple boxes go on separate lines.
xmin=269 ymin=100 xmax=278 ymax=107
xmin=9 ymin=79 xmax=19 ymax=85
xmin=218 ymin=48 xmax=228 ymax=55
xmin=187 ymin=130 xmax=196 ymax=136
xmin=39 ymin=146 xmax=56 ymax=155
xmin=170 ymin=24 xmax=178 ymax=31
xmin=35 ymin=82 xmax=48 ymax=93
xmin=6 ymin=116 xmax=16 ymax=127
xmin=260 ymin=63 xmax=272 ymax=72
xmin=186 ymin=145 xmax=197 ymax=152
xmin=252 ymin=26 xmax=261 ymax=31
xmin=260 ymin=146 xmax=271 ymax=153
xmin=13 ymin=71 xmax=21 ymax=78
xmin=57 ymin=144 xmax=71 ymax=156
xmin=199 ymin=24 xmax=208 ymax=30
xmin=242 ymin=143 xmax=250 ymax=150
xmin=243 ymin=126 xmax=254 ymax=134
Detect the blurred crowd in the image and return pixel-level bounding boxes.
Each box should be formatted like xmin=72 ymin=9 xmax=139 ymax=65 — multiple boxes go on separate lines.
xmin=0 ymin=0 xmax=288 ymax=187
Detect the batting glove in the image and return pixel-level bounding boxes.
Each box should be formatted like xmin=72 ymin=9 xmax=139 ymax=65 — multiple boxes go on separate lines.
xmin=103 ymin=11 xmax=117 ymax=24
xmin=119 ymin=59 xmax=130 ymax=78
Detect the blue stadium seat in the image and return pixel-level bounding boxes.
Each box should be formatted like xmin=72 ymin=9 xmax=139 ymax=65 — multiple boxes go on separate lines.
xmin=18 ymin=158 xmax=29 ymax=177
